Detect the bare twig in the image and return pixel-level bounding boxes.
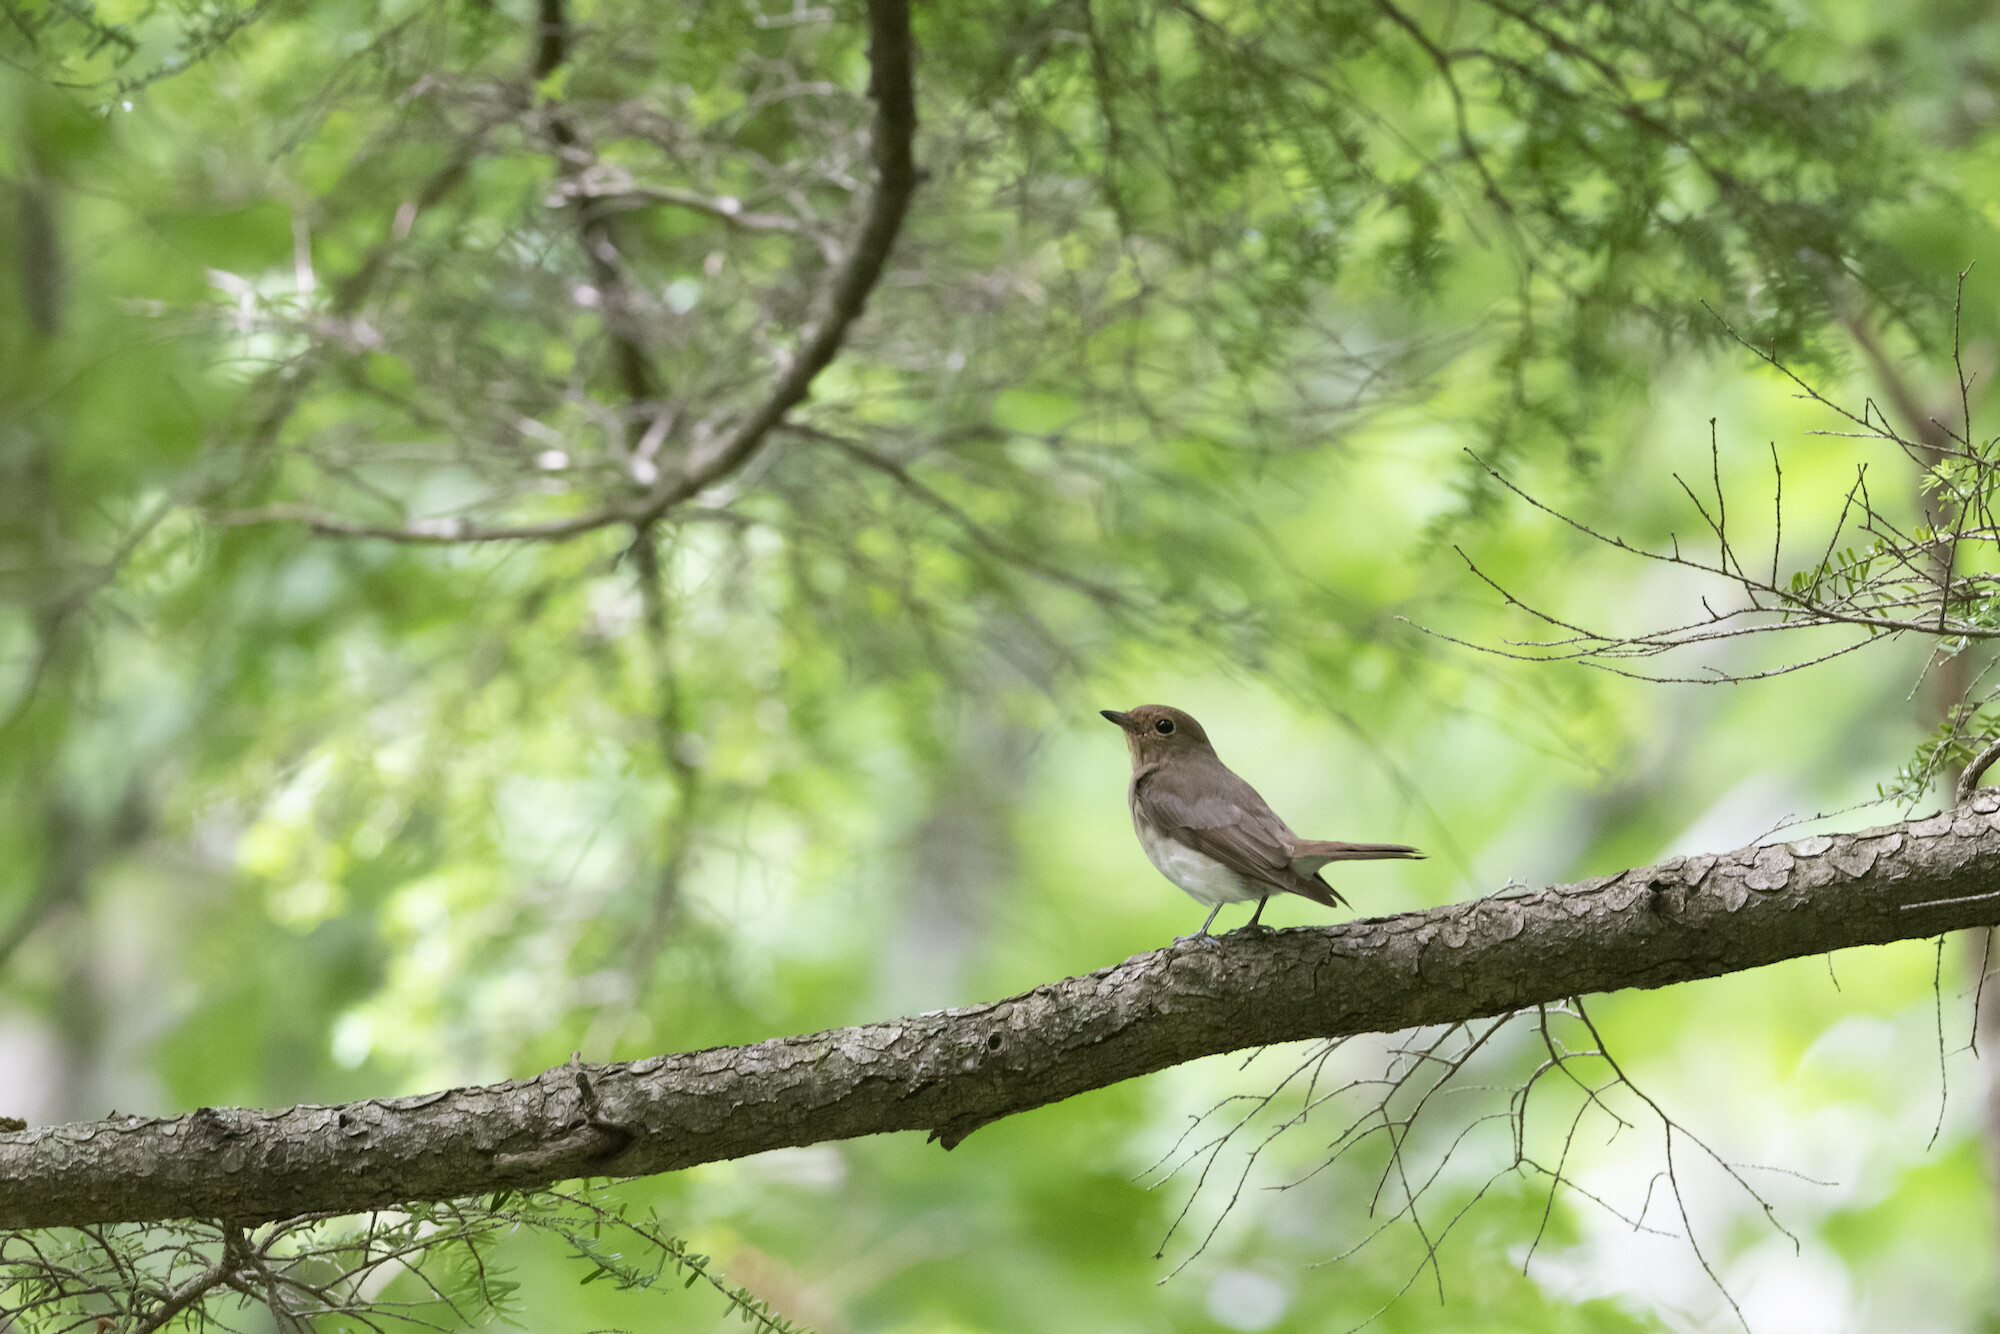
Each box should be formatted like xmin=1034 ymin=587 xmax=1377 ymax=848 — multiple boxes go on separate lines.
xmin=1435 ymin=286 xmax=2000 ymax=698
xmin=554 ymin=177 xmax=843 ymax=263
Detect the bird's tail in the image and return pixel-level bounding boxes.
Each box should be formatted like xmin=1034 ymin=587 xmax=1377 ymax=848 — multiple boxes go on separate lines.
xmin=1289 ymin=877 xmax=1349 ymax=909
xmin=1290 ymin=840 xmax=1423 ymax=877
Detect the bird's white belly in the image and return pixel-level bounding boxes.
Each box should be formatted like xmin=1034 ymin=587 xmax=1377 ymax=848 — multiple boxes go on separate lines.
xmin=1136 ymin=821 xmax=1262 ymax=906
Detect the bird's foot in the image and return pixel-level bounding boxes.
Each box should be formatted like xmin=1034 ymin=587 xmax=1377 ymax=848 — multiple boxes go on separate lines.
xmin=1229 ymin=921 xmax=1276 ymax=938
xmin=1173 ymin=931 xmax=1222 ymax=948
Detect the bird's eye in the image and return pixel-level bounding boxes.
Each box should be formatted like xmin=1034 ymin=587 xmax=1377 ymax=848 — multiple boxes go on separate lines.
xmin=1155 ymin=718 xmax=1175 ymax=735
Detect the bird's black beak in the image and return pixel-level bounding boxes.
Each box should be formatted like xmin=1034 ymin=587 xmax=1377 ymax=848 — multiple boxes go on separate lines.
xmin=1100 ymin=709 xmax=1134 ymax=731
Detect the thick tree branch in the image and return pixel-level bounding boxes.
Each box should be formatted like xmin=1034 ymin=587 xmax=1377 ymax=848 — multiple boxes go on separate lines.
xmin=8 ymin=800 xmax=2000 ymax=1229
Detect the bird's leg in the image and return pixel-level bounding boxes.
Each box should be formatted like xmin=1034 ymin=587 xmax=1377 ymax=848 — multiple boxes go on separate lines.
xmin=1180 ymin=903 xmax=1223 ymax=943
xmin=1241 ymin=896 xmax=1269 ymax=932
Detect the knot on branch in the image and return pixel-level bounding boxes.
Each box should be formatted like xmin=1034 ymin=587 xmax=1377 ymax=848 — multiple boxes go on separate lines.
xmin=927 ymin=1114 xmax=997 ymax=1151
xmin=492 ymin=1058 xmax=635 ymax=1177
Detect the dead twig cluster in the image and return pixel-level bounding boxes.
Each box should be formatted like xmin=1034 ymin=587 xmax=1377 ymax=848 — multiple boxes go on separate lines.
xmin=1144 ymin=1000 xmax=1800 ymax=1330
xmin=1431 ymin=274 xmax=2000 ymax=800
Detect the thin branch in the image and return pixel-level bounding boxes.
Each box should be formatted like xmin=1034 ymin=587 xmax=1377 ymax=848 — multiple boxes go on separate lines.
xmin=628 ymin=0 xmax=918 ymax=522
xmin=790 ymin=423 xmax=1135 ymax=610
xmin=127 ymin=1229 xmax=245 ymax=1334
xmin=553 ymin=178 xmax=842 ymax=262
xmin=1958 ymin=736 xmax=2000 ymax=807
xmin=1373 ymin=0 xmax=1513 ymax=221
xmin=205 ymin=502 xmax=630 ymax=545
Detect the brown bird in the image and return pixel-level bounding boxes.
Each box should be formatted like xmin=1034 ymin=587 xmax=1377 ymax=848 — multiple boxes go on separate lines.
xmin=1101 ymin=704 xmax=1422 ymax=938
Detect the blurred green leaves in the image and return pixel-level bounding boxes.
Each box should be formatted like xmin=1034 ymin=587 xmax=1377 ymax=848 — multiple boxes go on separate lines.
xmin=4 ymin=0 xmax=2000 ymax=1327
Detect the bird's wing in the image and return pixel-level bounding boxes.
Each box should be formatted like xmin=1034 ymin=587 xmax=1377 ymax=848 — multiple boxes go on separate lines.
xmin=1134 ymin=757 xmax=1321 ymax=899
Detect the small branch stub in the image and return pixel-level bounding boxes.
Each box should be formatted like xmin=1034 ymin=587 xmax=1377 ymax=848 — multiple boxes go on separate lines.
xmin=1958 ymin=736 xmax=2000 ymax=808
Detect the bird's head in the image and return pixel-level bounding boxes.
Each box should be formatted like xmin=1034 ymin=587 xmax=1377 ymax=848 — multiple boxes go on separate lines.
xmin=1099 ymin=704 xmax=1214 ymax=765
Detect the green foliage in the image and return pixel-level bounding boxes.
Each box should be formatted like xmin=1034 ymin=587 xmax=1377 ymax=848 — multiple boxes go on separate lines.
xmin=3 ymin=0 xmax=2000 ymax=1327
xmin=0 ymin=1189 xmax=809 ymax=1334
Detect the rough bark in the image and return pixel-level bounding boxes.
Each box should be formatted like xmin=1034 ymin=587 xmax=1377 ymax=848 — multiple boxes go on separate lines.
xmin=7 ymin=799 xmax=2000 ymax=1229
